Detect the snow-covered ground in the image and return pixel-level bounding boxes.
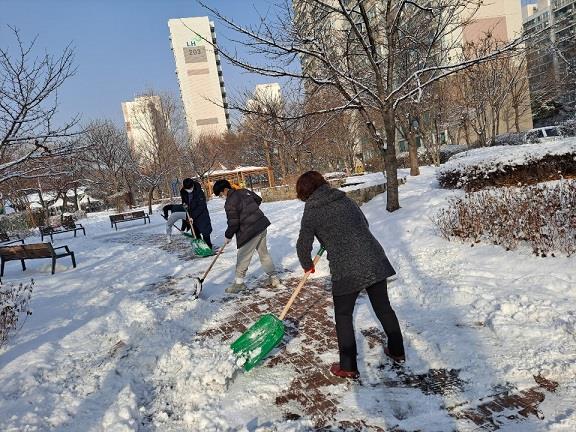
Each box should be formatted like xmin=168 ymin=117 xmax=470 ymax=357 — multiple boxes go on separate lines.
xmin=1 ymin=167 xmax=575 ymax=431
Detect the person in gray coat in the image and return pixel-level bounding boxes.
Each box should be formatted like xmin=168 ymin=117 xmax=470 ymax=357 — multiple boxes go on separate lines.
xmin=213 ymin=179 xmax=280 ymax=293
xmin=296 ymin=171 xmax=404 ymax=379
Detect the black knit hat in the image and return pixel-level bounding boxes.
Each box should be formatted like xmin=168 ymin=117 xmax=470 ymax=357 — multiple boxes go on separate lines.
xmin=182 ymin=178 xmax=194 ymax=189
xmin=213 ymin=179 xmax=232 ymax=196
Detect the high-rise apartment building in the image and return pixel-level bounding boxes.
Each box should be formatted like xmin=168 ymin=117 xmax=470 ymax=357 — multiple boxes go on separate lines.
xmin=122 ymin=95 xmax=163 ymax=159
xmin=246 ymin=83 xmax=282 ymax=111
xmin=168 ymin=17 xmax=230 ymax=139
xmin=459 ymin=0 xmax=534 ymax=132
xmin=523 ymin=0 xmax=576 ymax=113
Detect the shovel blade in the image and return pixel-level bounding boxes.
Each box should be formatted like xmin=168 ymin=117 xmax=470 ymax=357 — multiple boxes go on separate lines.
xmin=191 ymin=239 xmax=213 ymax=257
xmin=231 ymin=314 xmax=285 ymax=371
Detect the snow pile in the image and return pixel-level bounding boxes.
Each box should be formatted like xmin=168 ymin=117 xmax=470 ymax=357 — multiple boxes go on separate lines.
xmin=148 ymin=339 xmax=239 ymax=430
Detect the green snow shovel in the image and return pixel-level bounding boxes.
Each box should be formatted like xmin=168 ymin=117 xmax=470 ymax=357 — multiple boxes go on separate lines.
xmin=231 ymin=246 xmax=325 ymax=371
xmin=183 ymin=214 xmax=213 ymax=257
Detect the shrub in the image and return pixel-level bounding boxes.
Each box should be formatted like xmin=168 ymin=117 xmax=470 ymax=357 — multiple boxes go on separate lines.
xmin=438 ymin=140 xmax=576 ymax=191
xmin=1 ymin=280 xmax=34 ymax=348
xmin=0 ymin=212 xmax=32 ymax=236
xmin=493 ymin=132 xmax=526 ymax=147
xmin=396 ymin=145 xmax=468 ymax=168
xmin=433 ymin=181 xmax=576 ymax=257
xmin=559 ymin=117 xmax=576 ymax=137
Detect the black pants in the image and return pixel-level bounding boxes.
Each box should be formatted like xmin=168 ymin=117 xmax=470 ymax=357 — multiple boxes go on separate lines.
xmin=333 ymin=279 xmax=404 ymax=371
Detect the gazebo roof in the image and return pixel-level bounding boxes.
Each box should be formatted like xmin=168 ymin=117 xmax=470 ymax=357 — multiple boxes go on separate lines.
xmin=206 ymin=166 xmax=269 ymax=177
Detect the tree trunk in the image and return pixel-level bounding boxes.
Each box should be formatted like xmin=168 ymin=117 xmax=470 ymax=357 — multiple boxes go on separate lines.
xmin=263 ymin=140 xmax=273 ymax=168
xmin=278 ymin=147 xmax=287 ymax=182
xmin=73 ymin=187 xmax=80 ymax=211
xmin=383 ymin=109 xmax=400 ymax=212
xmin=147 ymin=187 xmax=155 ymax=215
xmin=407 ymin=131 xmax=420 ymax=176
xmin=62 ymin=194 xmax=69 ymax=218
xmin=514 ymin=106 xmax=521 ymax=132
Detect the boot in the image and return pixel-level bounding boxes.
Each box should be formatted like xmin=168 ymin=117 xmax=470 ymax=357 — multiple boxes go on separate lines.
xmin=225 ymin=282 xmax=247 ymax=294
xmin=384 ymin=347 xmax=406 ymax=364
xmin=269 ymin=275 xmax=281 ymax=287
xmin=329 ymin=363 xmax=359 ymax=379
xmin=166 ymin=234 xmax=172 ymax=244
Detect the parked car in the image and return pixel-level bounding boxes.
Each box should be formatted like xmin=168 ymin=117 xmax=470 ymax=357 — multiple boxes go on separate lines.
xmin=525 ymin=126 xmax=565 ymax=143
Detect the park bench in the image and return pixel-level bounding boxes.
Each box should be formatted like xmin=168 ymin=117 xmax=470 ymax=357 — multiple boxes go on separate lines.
xmin=39 ymin=216 xmax=86 ymax=242
xmin=0 ymin=242 xmax=76 ymax=276
xmin=0 ymin=231 xmax=24 ymax=246
xmin=109 ymin=210 xmax=151 ymax=230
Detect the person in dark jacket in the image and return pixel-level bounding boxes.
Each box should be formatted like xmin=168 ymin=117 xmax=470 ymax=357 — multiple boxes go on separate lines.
xmin=212 ymin=179 xmax=279 ymax=293
xmin=161 ymin=203 xmax=187 ymax=243
xmin=296 ymin=171 xmax=404 ymax=379
xmin=180 ymin=178 xmax=213 ymax=249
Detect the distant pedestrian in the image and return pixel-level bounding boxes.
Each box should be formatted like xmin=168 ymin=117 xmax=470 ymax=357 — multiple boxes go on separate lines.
xmin=180 ymin=178 xmax=213 ymax=250
xmin=296 ymin=171 xmax=405 ymax=379
xmin=161 ymin=203 xmax=187 ymax=243
xmin=212 ymin=179 xmax=280 ymax=293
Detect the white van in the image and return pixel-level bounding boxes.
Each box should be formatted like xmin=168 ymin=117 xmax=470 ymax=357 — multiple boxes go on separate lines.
xmin=526 ymin=126 xmax=565 ymax=143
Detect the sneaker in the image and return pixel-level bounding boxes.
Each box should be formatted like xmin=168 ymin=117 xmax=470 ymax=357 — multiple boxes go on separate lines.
xmin=329 ymin=363 xmax=359 ymax=379
xmin=225 ymin=282 xmax=247 ymax=294
xmin=384 ymin=347 xmax=406 ymax=364
xmin=269 ymin=275 xmax=281 ymax=287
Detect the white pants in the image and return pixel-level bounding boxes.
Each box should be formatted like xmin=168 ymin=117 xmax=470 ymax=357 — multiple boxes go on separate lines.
xmin=235 ymin=229 xmax=275 ymax=280
xmin=166 ymin=211 xmax=187 ymax=236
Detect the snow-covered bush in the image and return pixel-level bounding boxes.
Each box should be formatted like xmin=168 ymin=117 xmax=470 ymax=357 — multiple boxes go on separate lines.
xmin=397 ymin=145 xmax=468 ymax=168
xmin=437 ymin=139 xmax=576 ymax=191
xmin=0 ymin=212 xmax=31 ymax=235
xmin=434 ymin=181 xmax=576 ymax=257
xmin=559 ymin=118 xmax=576 ymax=137
xmin=1 ymin=280 xmax=33 ymax=348
xmin=493 ymin=132 xmax=526 ymax=147
xmin=439 ymin=144 xmax=468 ymax=162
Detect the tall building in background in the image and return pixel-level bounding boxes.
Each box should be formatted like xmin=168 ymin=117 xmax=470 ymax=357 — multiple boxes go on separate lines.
xmin=246 ymin=83 xmax=282 ymax=111
xmin=458 ymin=0 xmax=534 ymax=132
xmin=122 ymin=95 xmax=163 ymax=159
xmin=168 ymin=17 xmax=230 ymax=139
xmin=523 ymin=0 xmax=576 ymax=117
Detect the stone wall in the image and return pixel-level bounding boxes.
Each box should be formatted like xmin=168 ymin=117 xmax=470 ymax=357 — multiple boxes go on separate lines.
xmin=261 ymin=178 xmax=346 ymax=202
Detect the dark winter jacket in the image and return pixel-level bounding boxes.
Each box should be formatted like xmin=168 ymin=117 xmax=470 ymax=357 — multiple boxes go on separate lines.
xmin=296 ymin=184 xmax=396 ymax=296
xmin=224 ymin=188 xmax=271 ymax=248
xmin=180 ymin=181 xmax=212 ymax=235
xmin=162 ymin=204 xmax=186 ymax=219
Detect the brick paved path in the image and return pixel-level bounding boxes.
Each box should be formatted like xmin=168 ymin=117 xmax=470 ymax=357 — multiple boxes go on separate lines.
xmin=197 ymin=274 xmax=559 ymax=431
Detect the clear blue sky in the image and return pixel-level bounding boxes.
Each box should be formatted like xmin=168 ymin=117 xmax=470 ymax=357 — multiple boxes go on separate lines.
xmin=0 ymin=0 xmax=281 ymax=126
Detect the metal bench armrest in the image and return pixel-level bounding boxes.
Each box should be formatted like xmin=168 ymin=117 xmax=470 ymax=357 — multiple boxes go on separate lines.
xmin=53 ymin=245 xmax=71 ymax=253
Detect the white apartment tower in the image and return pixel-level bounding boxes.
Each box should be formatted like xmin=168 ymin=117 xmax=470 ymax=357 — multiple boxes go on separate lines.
xmin=168 ymin=17 xmax=230 ymax=139
xmin=122 ymin=95 xmax=163 ymax=159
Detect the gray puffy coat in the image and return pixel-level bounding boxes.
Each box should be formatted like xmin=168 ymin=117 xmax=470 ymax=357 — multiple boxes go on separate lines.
xmin=296 ymin=184 xmax=396 ymax=296
xmin=224 ymin=188 xmax=271 ymax=248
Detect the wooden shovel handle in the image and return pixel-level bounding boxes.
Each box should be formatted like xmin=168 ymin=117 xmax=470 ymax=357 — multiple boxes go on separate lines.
xmin=279 ymin=247 xmax=325 ymax=320
xmin=187 ymin=213 xmax=198 ymax=239
xmin=201 ymin=241 xmax=227 ymax=282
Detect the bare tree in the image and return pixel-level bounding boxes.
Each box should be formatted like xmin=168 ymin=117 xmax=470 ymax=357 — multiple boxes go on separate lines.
xmin=80 ymin=120 xmax=137 ymax=209
xmin=0 ymin=26 xmax=82 ymax=183
xmin=198 ymin=0 xmax=525 ymax=211
xmin=125 ymin=91 xmax=186 ymax=212
xmin=188 ymin=132 xmax=223 ymax=179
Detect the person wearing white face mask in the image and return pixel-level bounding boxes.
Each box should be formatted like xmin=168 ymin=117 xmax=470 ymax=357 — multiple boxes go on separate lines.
xmin=180 ymin=177 xmax=213 ymax=250
xmin=212 ymin=179 xmax=280 ymax=293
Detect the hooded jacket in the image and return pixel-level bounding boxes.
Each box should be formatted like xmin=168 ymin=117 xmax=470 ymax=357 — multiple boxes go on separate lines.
xmin=224 ymin=188 xmax=270 ymax=248
xmin=296 ymin=184 xmax=396 ymax=296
